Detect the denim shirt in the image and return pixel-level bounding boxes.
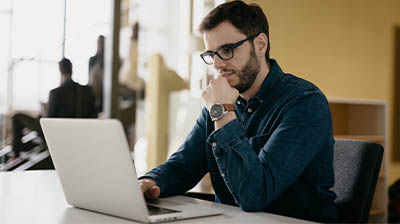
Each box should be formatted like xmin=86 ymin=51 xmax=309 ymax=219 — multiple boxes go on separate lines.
xmin=141 ymin=59 xmax=337 ymax=222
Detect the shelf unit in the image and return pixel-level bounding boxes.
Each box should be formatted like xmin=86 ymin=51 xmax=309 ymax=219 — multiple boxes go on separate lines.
xmin=328 ymin=98 xmax=388 ymax=223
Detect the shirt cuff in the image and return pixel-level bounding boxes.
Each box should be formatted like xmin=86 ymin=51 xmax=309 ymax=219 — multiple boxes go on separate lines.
xmin=207 ymin=118 xmax=245 ymax=149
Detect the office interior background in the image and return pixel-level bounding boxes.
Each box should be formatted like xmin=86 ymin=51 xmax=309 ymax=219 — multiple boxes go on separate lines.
xmin=1 ymin=0 xmax=400 ymax=222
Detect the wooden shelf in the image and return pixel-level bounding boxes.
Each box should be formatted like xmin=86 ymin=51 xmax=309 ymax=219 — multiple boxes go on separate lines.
xmin=370 ymin=208 xmax=386 ymax=216
xmin=333 ymin=135 xmax=384 ymax=143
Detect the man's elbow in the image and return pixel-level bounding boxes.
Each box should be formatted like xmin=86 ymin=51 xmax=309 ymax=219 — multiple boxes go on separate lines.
xmin=239 ymin=198 xmax=267 ymax=212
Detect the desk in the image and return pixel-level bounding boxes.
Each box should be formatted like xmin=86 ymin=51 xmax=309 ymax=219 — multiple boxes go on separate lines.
xmin=0 ymin=171 xmax=313 ymax=223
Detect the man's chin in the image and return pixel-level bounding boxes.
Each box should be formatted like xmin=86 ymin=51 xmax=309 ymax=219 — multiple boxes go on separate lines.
xmin=227 ymin=80 xmax=238 ymax=88
xmin=233 ymin=84 xmax=251 ymax=93
xmin=236 ymin=88 xmax=246 ymax=94
xmin=224 ymin=74 xmax=238 ymax=83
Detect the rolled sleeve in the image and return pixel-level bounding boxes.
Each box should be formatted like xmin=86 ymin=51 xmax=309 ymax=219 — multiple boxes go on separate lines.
xmin=207 ymin=119 xmax=245 ymax=149
xmin=205 ymin=93 xmax=333 ymax=211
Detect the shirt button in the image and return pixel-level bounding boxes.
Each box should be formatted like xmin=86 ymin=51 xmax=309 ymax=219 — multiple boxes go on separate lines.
xmin=247 ymin=108 xmax=253 ymax=113
xmin=236 ymin=101 xmax=241 ymax=105
xmin=212 ymin=142 xmax=217 ymax=148
xmin=221 ymin=173 xmax=225 ymax=178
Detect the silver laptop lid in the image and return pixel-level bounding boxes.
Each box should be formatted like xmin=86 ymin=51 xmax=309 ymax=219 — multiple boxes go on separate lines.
xmin=40 ymin=118 xmax=150 ymax=223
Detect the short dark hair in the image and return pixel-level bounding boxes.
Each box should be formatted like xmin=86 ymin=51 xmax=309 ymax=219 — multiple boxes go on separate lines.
xmin=59 ymin=58 xmax=72 ymax=75
xmin=199 ymin=0 xmax=270 ymax=61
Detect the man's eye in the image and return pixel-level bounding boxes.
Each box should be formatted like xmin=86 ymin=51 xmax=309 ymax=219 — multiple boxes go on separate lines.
xmin=219 ymin=47 xmax=231 ymax=56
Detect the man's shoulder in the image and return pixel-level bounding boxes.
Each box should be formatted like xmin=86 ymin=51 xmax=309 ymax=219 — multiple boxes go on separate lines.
xmin=49 ymin=86 xmax=62 ymax=95
xmin=269 ymin=72 xmax=327 ymax=111
xmin=79 ymin=84 xmax=94 ymax=93
xmin=263 ymin=59 xmax=321 ymax=97
xmin=89 ymin=55 xmax=96 ymax=62
xmin=50 ymin=80 xmax=78 ymax=93
xmin=281 ymin=73 xmax=319 ymax=92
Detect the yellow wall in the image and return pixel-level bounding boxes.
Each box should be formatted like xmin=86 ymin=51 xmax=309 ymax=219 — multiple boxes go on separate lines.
xmin=249 ymin=0 xmax=400 ymax=184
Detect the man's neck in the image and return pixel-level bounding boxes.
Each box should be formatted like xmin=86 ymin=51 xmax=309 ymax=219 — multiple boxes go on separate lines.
xmin=240 ymin=61 xmax=270 ymax=101
xmin=60 ymin=75 xmax=72 ymax=85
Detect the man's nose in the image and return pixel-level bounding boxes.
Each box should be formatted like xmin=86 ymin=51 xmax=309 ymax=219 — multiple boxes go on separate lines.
xmin=212 ymin=55 xmax=226 ymax=70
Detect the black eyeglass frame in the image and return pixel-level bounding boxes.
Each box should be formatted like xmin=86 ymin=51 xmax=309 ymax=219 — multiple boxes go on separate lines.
xmin=200 ymin=33 xmax=261 ymax=65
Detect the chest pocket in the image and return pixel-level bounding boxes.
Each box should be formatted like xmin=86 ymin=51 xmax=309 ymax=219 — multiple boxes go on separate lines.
xmin=249 ymin=133 xmax=271 ymax=155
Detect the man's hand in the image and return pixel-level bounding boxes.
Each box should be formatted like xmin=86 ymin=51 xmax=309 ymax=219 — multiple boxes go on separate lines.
xmin=40 ymin=102 xmax=48 ymax=117
xmin=202 ymin=76 xmax=239 ymax=111
xmin=139 ymin=178 xmax=160 ymax=200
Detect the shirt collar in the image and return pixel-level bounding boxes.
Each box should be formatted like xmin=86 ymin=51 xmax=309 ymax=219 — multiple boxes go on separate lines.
xmin=235 ymin=95 xmax=247 ymax=108
xmin=252 ymin=58 xmax=283 ymax=103
xmin=234 ymin=59 xmax=284 ymax=107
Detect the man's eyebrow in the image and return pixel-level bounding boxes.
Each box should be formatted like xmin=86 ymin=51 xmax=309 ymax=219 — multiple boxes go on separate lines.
xmin=218 ymin=42 xmax=235 ymax=49
xmin=205 ymin=42 xmax=235 ymax=52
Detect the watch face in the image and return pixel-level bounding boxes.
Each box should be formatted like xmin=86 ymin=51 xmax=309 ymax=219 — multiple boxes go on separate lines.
xmin=210 ymin=104 xmax=224 ymax=120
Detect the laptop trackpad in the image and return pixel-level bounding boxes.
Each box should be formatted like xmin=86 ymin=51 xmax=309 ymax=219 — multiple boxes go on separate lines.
xmin=147 ymin=205 xmax=181 ymax=216
xmin=148 ymin=196 xmax=224 ymax=220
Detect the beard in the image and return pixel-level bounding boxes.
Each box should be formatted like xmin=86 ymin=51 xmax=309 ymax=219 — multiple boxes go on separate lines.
xmin=233 ymin=48 xmax=260 ymax=93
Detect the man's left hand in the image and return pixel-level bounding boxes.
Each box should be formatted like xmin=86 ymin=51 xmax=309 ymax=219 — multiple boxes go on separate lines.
xmin=201 ymin=76 xmax=239 ymax=111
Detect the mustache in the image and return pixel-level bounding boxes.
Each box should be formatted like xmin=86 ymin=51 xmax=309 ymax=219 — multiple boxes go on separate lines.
xmin=218 ymin=69 xmax=236 ymax=76
xmin=220 ymin=69 xmax=235 ymax=73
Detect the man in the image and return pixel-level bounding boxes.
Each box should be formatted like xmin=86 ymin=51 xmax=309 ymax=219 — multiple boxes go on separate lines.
xmin=89 ymin=35 xmax=105 ymax=73
xmin=11 ymin=58 xmax=97 ymax=157
xmin=139 ymin=1 xmax=337 ymax=222
xmin=48 ymin=58 xmax=97 ymax=118
xmin=88 ymin=35 xmax=105 ymax=113
xmin=119 ymin=22 xmax=145 ymax=98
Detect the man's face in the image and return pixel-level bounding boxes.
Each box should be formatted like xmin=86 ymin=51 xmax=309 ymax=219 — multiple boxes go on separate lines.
xmin=203 ymin=21 xmax=260 ymax=93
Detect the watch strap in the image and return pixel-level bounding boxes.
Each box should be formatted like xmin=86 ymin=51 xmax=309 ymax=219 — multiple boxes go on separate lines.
xmin=223 ymin=104 xmax=235 ymax=111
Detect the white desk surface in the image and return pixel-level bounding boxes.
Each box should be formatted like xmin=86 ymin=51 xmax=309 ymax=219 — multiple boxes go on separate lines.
xmin=0 ymin=171 xmax=313 ymax=223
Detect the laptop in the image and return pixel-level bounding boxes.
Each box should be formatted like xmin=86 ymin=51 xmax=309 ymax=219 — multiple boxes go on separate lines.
xmin=40 ymin=118 xmax=223 ymax=223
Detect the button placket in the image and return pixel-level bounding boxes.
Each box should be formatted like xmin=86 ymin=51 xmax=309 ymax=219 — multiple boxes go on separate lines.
xmin=211 ymin=141 xmax=224 ymax=157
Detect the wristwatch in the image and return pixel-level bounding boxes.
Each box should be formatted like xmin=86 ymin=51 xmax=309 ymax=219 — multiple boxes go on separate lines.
xmin=209 ymin=103 xmax=235 ymax=121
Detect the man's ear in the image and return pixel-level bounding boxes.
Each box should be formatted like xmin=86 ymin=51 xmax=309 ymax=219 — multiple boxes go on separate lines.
xmin=253 ymin=33 xmax=268 ymax=57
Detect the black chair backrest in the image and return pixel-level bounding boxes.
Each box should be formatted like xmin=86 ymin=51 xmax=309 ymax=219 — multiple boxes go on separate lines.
xmin=331 ymin=139 xmax=384 ymax=223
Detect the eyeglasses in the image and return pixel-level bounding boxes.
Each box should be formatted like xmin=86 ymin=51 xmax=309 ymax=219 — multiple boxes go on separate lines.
xmin=200 ymin=33 xmax=260 ymax=65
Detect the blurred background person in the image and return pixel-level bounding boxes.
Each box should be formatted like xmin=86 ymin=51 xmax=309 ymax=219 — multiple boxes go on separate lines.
xmin=88 ymin=35 xmax=105 ymax=114
xmin=10 ymin=58 xmax=97 ymax=160
xmin=119 ymin=22 xmax=145 ymax=99
xmin=118 ymin=22 xmax=145 ymax=148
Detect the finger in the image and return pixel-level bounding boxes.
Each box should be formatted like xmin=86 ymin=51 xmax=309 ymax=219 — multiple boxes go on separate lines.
xmin=144 ymin=186 xmax=160 ymax=199
xmin=201 ymin=89 xmax=206 ymax=98
xmin=209 ymin=79 xmax=216 ymax=85
xmin=201 ymin=88 xmax=210 ymax=100
xmin=139 ymin=180 xmax=150 ymax=193
xmin=139 ymin=179 xmax=155 ymax=193
xmin=150 ymin=186 xmax=160 ymax=199
xmin=217 ymin=75 xmax=229 ymax=85
xmin=144 ymin=190 xmax=153 ymax=199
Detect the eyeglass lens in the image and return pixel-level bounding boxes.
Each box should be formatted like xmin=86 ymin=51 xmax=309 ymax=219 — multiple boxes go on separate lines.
xmin=203 ymin=47 xmax=233 ymax=64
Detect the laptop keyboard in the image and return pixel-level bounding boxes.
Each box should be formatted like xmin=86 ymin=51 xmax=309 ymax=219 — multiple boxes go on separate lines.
xmin=147 ymin=205 xmax=181 ymax=215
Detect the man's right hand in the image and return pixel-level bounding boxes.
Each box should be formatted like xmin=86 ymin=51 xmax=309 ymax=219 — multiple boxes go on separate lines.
xmin=138 ymin=178 xmax=160 ymax=200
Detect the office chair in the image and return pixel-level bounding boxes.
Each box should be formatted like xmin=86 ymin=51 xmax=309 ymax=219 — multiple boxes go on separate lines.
xmin=332 ymin=138 xmax=384 ymax=223
xmin=184 ymin=139 xmax=384 ymax=223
